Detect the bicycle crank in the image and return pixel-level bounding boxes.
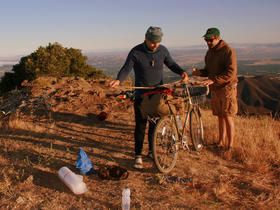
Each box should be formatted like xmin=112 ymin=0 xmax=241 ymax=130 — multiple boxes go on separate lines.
xmin=181 ymin=136 xmax=190 ymax=150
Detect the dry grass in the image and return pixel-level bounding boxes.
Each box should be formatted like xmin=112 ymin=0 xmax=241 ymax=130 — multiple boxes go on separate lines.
xmin=0 ymin=78 xmax=279 ymax=209
xmin=201 ymin=110 xmax=280 ymax=208
xmin=202 ymin=110 xmax=280 ymax=170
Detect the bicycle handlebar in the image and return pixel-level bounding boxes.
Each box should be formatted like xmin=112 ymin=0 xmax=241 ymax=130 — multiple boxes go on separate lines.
xmin=118 ymin=78 xmax=208 ymax=90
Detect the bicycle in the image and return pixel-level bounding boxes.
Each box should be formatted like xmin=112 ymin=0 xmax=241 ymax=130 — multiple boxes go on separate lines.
xmin=0 ymin=90 xmax=23 ymax=120
xmin=16 ymin=87 xmax=54 ymax=126
xmin=0 ymin=87 xmax=54 ymax=128
xmin=151 ymin=82 xmax=208 ymax=173
xmin=116 ymin=80 xmax=208 ymax=173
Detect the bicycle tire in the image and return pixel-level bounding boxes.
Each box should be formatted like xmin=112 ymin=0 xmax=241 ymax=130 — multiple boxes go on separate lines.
xmin=152 ymin=116 xmax=179 ymax=173
xmin=190 ymin=106 xmax=204 ymax=151
xmin=16 ymin=100 xmax=54 ymax=128
xmin=41 ymin=95 xmax=54 ymax=123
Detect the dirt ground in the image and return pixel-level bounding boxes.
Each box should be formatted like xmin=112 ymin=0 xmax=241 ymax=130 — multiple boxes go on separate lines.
xmin=0 ymin=77 xmax=279 ymax=209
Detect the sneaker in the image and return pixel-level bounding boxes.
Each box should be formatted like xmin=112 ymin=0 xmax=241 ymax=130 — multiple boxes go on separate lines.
xmin=147 ymin=151 xmax=153 ymax=159
xmin=133 ymin=155 xmax=143 ymax=169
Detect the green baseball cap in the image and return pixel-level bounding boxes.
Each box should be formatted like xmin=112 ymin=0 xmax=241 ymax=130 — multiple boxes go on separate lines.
xmin=203 ymin=28 xmax=220 ymax=38
xmin=145 ymin=26 xmax=163 ymax=43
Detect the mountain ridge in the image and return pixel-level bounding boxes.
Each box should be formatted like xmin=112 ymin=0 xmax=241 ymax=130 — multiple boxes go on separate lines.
xmin=237 ymin=76 xmax=280 ymax=116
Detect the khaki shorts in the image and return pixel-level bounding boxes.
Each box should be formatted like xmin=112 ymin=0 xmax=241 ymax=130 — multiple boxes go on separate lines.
xmin=211 ymin=85 xmax=238 ymax=117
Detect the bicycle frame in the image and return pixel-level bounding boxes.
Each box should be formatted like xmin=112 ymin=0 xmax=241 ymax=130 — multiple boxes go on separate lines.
xmin=146 ymin=83 xmax=203 ymax=147
xmin=168 ymin=84 xmax=196 ymax=148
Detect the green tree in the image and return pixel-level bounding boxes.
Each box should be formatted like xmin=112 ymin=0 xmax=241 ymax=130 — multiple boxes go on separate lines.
xmin=0 ymin=42 xmax=106 ymax=93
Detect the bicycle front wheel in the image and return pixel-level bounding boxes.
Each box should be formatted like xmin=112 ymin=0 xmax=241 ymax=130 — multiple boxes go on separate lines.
xmin=190 ymin=106 xmax=204 ymax=151
xmin=152 ymin=116 xmax=179 ymax=173
xmin=16 ymin=102 xmax=54 ymax=128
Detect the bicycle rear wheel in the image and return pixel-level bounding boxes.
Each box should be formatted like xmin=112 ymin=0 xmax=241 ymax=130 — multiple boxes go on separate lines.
xmin=190 ymin=106 xmax=204 ymax=151
xmin=16 ymin=101 xmax=54 ymax=128
xmin=152 ymin=116 xmax=178 ymax=173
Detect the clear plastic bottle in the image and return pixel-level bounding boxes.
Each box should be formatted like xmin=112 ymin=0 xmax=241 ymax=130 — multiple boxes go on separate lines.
xmin=122 ymin=188 xmax=130 ymax=210
xmin=176 ymin=115 xmax=182 ymax=129
xmin=58 ymin=166 xmax=87 ymax=194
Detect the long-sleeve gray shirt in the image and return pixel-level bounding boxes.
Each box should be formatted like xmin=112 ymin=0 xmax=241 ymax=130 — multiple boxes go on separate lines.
xmin=116 ymin=42 xmax=185 ymax=97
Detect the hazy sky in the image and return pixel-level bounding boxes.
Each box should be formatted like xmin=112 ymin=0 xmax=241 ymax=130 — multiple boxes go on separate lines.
xmin=0 ymin=0 xmax=279 ymax=58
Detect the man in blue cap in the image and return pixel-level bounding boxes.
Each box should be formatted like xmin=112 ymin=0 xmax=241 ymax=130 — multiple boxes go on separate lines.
xmin=110 ymin=26 xmax=188 ymax=169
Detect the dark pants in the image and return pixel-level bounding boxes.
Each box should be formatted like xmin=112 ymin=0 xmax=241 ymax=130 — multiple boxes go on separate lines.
xmin=134 ymin=98 xmax=155 ymax=156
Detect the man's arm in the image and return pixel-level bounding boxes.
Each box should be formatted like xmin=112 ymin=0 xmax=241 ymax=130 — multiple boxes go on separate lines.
xmin=192 ymin=68 xmax=213 ymax=86
xmin=109 ymin=50 xmax=135 ymax=88
xmin=192 ymin=51 xmax=210 ymax=77
xmin=163 ymin=48 xmax=188 ymax=80
xmin=192 ymin=67 xmax=209 ymax=76
xmin=116 ymin=50 xmax=135 ymax=83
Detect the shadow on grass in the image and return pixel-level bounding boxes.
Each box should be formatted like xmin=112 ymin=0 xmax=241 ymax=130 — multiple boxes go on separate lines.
xmin=0 ymin=109 xmax=146 ymax=173
xmin=53 ymin=111 xmax=134 ymax=131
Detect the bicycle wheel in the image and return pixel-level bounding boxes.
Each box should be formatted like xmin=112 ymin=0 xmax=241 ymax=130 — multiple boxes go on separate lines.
xmin=41 ymin=95 xmax=54 ymax=124
xmin=190 ymin=106 xmax=204 ymax=151
xmin=16 ymin=100 xmax=54 ymax=128
xmin=152 ymin=116 xmax=179 ymax=173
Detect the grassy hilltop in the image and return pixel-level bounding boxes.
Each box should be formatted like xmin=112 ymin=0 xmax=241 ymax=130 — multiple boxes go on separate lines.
xmin=0 ymin=77 xmax=279 ymax=209
xmin=0 ymin=42 xmax=279 ymax=208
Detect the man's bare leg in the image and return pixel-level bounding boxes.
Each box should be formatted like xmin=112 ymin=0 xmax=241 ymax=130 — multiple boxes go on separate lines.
xmin=218 ymin=116 xmax=226 ymax=147
xmin=225 ymin=116 xmax=235 ymax=149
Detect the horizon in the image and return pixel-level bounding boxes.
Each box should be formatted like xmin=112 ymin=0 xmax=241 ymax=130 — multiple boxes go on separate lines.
xmin=0 ymin=0 xmax=280 ymax=58
xmin=1 ymin=41 xmax=280 ymax=62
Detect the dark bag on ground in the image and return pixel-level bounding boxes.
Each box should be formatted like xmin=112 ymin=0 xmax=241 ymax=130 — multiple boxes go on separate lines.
xmin=98 ymin=165 xmax=129 ymax=180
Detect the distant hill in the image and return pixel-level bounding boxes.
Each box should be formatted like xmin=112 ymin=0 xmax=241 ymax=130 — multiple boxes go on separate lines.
xmin=237 ymin=76 xmax=280 ymax=116
xmin=85 ymin=43 xmax=280 ymax=77
xmin=1 ymin=44 xmax=279 ymax=117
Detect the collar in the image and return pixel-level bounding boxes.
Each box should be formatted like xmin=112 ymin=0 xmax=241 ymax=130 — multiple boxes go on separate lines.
xmin=212 ymin=40 xmax=226 ymax=51
xmin=143 ymin=42 xmax=158 ymax=54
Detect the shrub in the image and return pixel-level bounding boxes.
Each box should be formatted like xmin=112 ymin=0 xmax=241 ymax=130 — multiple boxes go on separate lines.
xmin=0 ymin=42 xmax=106 ymax=93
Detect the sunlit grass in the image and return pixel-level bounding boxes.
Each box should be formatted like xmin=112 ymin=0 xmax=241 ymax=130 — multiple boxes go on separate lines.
xmin=201 ymin=109 xmax=280 ymax=171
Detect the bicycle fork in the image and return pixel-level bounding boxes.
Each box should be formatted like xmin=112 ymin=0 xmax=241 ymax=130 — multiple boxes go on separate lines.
xmin=175 ymin=114 xmax=190 ymax=151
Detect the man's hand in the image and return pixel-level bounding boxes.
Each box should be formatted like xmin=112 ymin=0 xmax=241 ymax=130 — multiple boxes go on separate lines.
xmin=109 ymin=80 xmax=120 ymax=88
xmin=192 ymin=68 xmax=202 ymax=76
xmin=181 ymin=72 xmax=189 ymax=83
xmin=200 ymin=79 xmax=214 ymax=86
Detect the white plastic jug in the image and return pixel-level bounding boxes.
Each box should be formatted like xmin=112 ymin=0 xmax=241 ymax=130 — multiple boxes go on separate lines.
xmin=58 ymin=166 xmax=87 ymax=194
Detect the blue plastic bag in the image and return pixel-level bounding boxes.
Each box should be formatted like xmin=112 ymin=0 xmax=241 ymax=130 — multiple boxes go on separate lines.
xmin=75 ymin=148 xmax=97 ymax=175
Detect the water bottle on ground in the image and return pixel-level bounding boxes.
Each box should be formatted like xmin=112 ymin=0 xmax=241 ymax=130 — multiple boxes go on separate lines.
xmin=122 ymin=187 xmax=130 ymax=210
xmin=58 ymin=166 xmax=88 ymax=194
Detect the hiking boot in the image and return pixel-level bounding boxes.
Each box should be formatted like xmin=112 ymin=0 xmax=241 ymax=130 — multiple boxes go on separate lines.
xmin=147 ymin=151 xmax=153 ymax=159
xmin=133 ymin=155 xmax=143 ymax=169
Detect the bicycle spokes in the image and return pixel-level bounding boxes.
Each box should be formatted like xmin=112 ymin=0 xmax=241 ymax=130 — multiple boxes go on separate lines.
xmin=153 ymin=116 xmax=178 ymax=173
xmin=190 ymin=108 xmax=204 ymax=151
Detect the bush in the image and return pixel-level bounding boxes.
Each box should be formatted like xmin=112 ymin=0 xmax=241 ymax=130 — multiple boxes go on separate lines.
xmin=0 ymin=42 xmax=106 ymax=93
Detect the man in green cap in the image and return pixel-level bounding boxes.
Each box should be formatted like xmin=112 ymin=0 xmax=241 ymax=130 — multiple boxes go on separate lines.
xmin=110 ymin=26 xmax=188 ymax=169
xmin=193 ymin=27 xmax=238 ymax=151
